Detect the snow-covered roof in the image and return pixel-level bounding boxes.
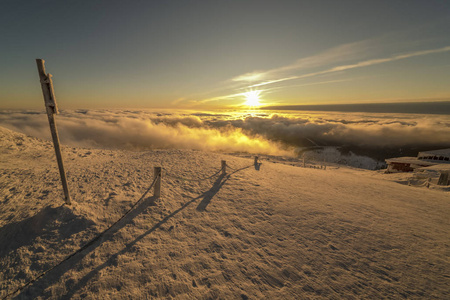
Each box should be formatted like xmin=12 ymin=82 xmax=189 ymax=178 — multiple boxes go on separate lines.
xmin=385 ymin=157 xmax=436 ymax=166
xmin=418 ymin=148 xmax=450 ymax=158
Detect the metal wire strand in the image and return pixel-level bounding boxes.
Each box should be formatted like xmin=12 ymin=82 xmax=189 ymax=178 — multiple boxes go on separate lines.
xmin=164 ymin=167 xmax=223 ymax=182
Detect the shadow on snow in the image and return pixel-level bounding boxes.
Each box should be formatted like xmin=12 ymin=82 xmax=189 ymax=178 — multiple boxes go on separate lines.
xmin=15 ymin=166 xmax=251 ymax=299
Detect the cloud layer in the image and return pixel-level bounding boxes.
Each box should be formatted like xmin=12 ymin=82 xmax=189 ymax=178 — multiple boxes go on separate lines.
xmin=208 ymin=113 xmax=450 ymax=149
xmin=1 ymin=109 xmax=449 ymax=159
xmin=0 ymin=110 xmax=290 ymax=156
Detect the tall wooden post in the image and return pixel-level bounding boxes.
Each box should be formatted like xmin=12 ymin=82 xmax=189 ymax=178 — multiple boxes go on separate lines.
xmin=154 ymin=167 xmax=161 ymax=197
xmin=221 ymin=160 xmax=226 ymax=174
xmin=36 ymin=59 xmax=71 ymax=205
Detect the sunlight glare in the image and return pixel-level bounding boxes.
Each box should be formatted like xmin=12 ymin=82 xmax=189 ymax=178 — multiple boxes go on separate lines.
xmin=244 ymin=90 xmax=261 ymax=107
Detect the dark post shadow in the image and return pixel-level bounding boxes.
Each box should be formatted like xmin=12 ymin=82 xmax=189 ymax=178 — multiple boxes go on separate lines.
xmin=50 ymin=193 xmax=207 ymax=299
xmin=0 ymin=205 xmax=95 ymax=259
xmin=196 ymin=173 xmax=228 ymax=212
xmin=16 ymin=172 xmax=231 ymax=299
xmin=12 ymin=180 xmax=158 ymax=299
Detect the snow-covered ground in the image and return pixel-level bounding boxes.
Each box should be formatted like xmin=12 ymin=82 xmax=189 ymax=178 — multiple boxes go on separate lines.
xmin=1 ymin=126 xmax=449 ymax=299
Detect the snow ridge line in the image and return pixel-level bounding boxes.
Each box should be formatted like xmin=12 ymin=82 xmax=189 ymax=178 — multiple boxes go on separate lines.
xmin=2 ymin=173 xmax=160 ymax=300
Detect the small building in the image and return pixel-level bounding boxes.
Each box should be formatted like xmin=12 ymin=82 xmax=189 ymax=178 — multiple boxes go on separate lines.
xmin=385 ymin=157 xmax=435 ymax=173
xmin=417 ymin=149 xmax=450 ymax=163
xmin=385 ymin=148 xmax=450 ymax=173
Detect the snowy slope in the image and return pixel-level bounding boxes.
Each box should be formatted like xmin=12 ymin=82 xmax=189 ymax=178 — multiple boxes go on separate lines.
xmin=0 ymin=126 xmax=449 ymax=299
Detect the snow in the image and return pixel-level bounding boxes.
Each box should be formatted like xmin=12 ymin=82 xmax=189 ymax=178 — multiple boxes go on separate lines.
xmin=1 ymin=126 xmax=449 ymax=299
xmin=418 ymin=148 xmax=450 ymax=158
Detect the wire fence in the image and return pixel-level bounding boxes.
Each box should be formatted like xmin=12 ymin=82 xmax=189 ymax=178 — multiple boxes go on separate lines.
xmin=224 ymin=163 xmax=236 ymax=170
xmin=2 ymin=156 xmax=259 ymax=299
xmin=164 ymin=168 xmax=223 ymax=182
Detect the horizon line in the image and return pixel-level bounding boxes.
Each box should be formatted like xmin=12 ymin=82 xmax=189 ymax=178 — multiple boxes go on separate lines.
xmin=261 ymin=100 xmax=450 ymax=115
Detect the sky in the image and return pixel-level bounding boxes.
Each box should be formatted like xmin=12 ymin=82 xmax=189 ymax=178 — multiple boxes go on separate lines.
xmin=1 ymin=0 xmax=450 ymax=110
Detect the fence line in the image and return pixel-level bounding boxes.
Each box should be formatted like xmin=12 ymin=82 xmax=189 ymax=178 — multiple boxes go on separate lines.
xmin=2 ymin=156 xmax=260 ymax=299
xmin=227 ymin=163 xmax=254 ymax=174
xmin=164 ymin=168 xmax=223 ymax=182
xmin=224 ymin=162 xmax=236 ymax=170
xmin=163 ymin=157 xmax=261 ymax=182
xmin=226 ymin=156 xmax=260 ymax=171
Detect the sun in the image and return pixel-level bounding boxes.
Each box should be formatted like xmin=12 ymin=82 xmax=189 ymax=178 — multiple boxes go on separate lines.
xmin=244 ymin=90 xmax=261 ymax=107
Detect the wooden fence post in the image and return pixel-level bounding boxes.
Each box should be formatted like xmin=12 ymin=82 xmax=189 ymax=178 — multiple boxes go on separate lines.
xmin=154 ymin=167 xmax=161 ymax=197
xmin=36 ymin=59 xmax=71 ymax=205
xmin=254 ymin=156 xmax=258 ymax=166
xmin=221 ymin=160 xmax=226 ymax=174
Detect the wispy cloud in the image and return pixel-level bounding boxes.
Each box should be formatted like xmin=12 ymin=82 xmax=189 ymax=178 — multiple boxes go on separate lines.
xmin=180 ymin=34 xmax=450 ymax=107
xmin=238 ymin=45 xmax=450 ymax=89
xmin=195 ymin=44 xmax=450 ymax=106
xmin=248 ymin=76 xmax=299 ymax=88
xmin=192 ymin=92 xmax=250 ymax=105
xmin=180 ymin=38 xmax=388 ymax=106
xmin=328 ymin=46 xmax=450 ymax=73
xmin=232 ymin=38 xmax=377 ymax=84
xmin=232 ymin=72 xmax=266 ymax=82
xmin=262 ymin=78 xmax=356 ymax=94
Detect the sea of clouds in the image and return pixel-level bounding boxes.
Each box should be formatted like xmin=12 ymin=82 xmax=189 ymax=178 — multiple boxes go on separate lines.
xmin=1 ymin=109 xmax=449 ymax=161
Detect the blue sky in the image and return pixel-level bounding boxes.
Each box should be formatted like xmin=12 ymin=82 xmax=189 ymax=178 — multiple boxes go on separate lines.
xmin=1 ymin=0 xmax=449 ymax=109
